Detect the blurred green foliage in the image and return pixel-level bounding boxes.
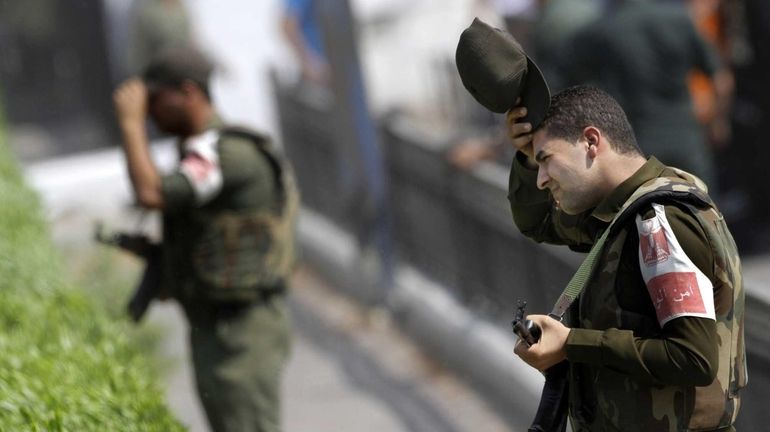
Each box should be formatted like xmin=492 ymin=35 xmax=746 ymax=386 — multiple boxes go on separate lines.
xmin=0 ymin=121 xmax=184 ymax=430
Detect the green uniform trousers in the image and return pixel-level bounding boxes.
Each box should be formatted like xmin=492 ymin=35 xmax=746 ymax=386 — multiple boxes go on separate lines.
xmin=188 ymin=296 xmax=291 ymax=432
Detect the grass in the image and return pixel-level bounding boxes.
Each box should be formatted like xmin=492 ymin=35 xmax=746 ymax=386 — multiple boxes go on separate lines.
xmin=0 ymin=117 xmax=184 ymax=431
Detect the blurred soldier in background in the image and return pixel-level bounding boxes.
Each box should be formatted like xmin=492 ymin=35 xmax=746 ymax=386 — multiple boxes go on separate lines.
xmin=113 ymin=45 xmax=297 ymax=432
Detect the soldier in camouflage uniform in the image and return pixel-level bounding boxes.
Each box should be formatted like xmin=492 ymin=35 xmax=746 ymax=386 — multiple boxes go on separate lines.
xmin=113 ymin=45 xmax=297 ymax=432
xmin=507 ymin=85 xmax=746 ymax=431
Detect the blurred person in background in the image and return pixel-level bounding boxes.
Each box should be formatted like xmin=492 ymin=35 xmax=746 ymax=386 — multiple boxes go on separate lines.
xmin=281 ymin=0 xmax=329 ymax=85
xmin=528 ymin=0 xmax=603 ymax=91
xmin=556 ymin=0 xmax=730 ymax=191
xmin=718 ymin=0 xmax=770 ymax=253
xmin=686 ymin=0 xmax=734 ymax=152
xmin=113 ymin=45 xmax=297 ymax=432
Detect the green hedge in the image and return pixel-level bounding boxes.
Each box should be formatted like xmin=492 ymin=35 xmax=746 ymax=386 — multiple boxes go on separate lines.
xmin=0 ymin=125 xmax=184 ymax=430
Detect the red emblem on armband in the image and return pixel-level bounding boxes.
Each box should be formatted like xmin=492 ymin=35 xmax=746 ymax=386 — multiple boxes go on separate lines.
xmin=182 ymin=153 xmax=214 ymax=182
xmin=640 ymin=220 xmax=670 ymax=266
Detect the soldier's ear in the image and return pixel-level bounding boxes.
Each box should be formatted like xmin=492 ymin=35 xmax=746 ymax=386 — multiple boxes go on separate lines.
xmin=583 ymin=126 xmax=601 ymax=158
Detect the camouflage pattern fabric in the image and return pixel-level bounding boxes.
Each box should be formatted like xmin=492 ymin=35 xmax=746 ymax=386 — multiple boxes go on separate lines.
xmin=508 ymin=157 xmax=746 ymax=431
xmin=569 ymin=172 xmax=745 ymax=431
xmin=190 ymin=127 xmax=300 ymax=302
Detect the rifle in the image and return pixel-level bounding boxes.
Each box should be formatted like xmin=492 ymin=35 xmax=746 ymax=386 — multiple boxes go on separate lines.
xmin=512 ymin=301 xmax=570 ymax=432
xmin=94 ymin=223 xmax=163 ymax=323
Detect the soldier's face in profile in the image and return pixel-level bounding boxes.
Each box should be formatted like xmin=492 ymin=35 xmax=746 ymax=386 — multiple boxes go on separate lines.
xmin=148 ymin=86 xmax=193 ymax=136
xmin=532 ymin=130 xmax=603 ymax=215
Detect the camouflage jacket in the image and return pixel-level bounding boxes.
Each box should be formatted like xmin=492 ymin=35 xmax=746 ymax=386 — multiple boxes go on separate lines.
xmin=508 ymin=156 xmax=746 ymax=431
xmin=161 ymin=122 xmax=299 ymax=304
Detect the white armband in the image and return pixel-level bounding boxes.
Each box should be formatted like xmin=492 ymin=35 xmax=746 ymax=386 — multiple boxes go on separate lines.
xmin=636 ymin=203 xmax=715 ymax=326
xmin=179 ymin=130 xmax=223 ymax=206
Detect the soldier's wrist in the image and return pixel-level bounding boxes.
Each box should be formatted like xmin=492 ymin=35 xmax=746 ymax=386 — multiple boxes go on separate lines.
xmin=564 ymin=328 xmax=604 ymax=365
xmin=119 ymin=121 xmax=147 ymax=142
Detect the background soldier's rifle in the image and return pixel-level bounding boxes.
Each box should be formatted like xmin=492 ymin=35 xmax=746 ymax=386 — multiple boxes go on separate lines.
xmin=94 ymin=222 xmax=162 ymax=322
xmin=512 ymin=301 xmax=570 ymax=432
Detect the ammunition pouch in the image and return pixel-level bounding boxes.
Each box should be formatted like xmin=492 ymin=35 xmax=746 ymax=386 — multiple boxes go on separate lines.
xmin=191 ymin=210 xmax=295 ymax=302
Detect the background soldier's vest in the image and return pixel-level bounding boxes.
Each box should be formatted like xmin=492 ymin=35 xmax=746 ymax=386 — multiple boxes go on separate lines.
xmin=569 ymin=171 xmax=746 ymax=431
xmin=167 ymin=126 xmax=300 ymax=303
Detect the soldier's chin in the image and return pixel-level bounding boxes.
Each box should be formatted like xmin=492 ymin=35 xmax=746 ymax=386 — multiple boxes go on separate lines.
xmin=556 ymin=200 xmax=580 ymax=215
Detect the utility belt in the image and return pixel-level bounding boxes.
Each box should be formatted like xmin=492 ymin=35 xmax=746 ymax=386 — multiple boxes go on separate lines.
xmin=177 ymin=280 xmax=287 ymax=324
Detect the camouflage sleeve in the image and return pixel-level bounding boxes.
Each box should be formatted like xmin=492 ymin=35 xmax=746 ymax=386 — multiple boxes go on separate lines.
xmin=507 ymin=152 xmax=594 ymax=249
xmin=566 ymin=205 xmax=719 ymax=386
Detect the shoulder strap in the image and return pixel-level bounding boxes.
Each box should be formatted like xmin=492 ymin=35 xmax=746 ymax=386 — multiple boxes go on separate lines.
xmin=549 ymin=177 xmax=712 ymax=320
xmin=219 ymin=125 xmax=282 ymax=186
xmin=219 ymin=125 xmax=298 ymax=215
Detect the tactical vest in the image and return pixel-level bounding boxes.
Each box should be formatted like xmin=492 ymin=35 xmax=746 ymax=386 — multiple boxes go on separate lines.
xmin=167 ymin=126 xmax=300 ymax=303
xmin=569 ymin=170 xmax=746 ymax=431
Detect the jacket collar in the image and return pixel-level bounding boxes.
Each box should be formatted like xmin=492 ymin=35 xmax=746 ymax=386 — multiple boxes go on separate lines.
xmin=590 ymin=156 xmax=666 ymax=223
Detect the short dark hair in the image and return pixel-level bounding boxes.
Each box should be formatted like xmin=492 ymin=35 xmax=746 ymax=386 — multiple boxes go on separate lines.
xmin=537 ymin=85 xmax=641 ymax=155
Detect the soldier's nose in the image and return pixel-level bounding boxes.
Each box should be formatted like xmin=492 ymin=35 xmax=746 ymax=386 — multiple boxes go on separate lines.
xmin=536 ymin=168 xmax=550 ymax=190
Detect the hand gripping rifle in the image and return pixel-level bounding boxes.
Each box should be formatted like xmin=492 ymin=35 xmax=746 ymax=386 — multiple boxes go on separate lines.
xmin=512 ymin=301 xmax=570 ymax=432
xmin=94 ymin=222 xmax=163 ymax=322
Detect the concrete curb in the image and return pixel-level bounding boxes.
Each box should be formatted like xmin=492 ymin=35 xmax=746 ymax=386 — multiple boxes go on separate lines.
xmin=298 ymin=209 xmax=543 ymax=426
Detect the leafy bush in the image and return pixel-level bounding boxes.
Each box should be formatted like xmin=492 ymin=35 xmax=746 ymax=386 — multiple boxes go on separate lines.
xmin=0 ymin=125 xmax=184 ymax=431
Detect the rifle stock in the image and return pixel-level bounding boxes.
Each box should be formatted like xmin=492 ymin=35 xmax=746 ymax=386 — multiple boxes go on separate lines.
xmin=528 ymin=361 xmax=569 ymax=432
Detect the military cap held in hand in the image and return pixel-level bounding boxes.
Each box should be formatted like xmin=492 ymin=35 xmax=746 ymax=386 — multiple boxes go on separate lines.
xmin=456 ymin=18 xmax=551 ymax=127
